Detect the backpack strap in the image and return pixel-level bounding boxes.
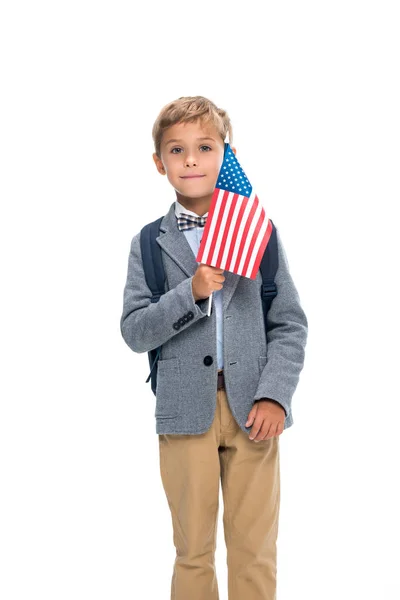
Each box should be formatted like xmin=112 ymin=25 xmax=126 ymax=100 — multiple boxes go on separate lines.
xmin=259 ymin=219 xmax=278 ymax=332
xmin=139 ymin=216 xmax=165 ymax=395
xmin=140 ymin=216 xmax=165 ymax=303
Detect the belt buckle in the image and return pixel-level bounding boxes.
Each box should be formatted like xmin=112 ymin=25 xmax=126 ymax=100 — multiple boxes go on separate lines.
xmin=217 ymin=370 xmax=224 ymax=390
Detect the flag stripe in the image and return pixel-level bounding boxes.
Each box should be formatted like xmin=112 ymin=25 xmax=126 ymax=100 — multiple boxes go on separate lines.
xmin=241 ymin=205 xmax=264 ymax=277
xmin=234 ymin=190 xmax=259 ymax=273
xmin=216 ymin=192 xmax=237 ymax=267
xmin=226 ymin=195 xmax=250 ymax=272
xmin=240 ymin=196 xmax=268 ymax=277
xmin=249 ymin=217 xmax=273 ymax=279
xmin=221 ymin=193 xmax=244 ymax=270
xmin=211 ymin=189 xmax=230 ymax=266
xmin=197 ymin=187 xmax=225 ymax=266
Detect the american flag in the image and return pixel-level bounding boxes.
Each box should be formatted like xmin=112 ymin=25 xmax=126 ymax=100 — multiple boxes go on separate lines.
xmin=196 ymin=143 xmax=272 ymax=280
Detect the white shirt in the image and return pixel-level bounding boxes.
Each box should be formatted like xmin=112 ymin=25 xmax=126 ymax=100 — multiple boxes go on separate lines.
xmin=174 ymin=200 xmax=223 ymax=369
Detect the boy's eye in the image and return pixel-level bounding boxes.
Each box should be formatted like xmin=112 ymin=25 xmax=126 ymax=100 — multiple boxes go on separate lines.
xmin=170 ymin=145 xmax=212 ymax=154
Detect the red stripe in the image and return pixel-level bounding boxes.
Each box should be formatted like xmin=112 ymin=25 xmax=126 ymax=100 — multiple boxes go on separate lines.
xmin=216 ymin=193 xmax=238 ymax=266
xmin=196 ymin=187 xmax=219 ymax=263
xmin=242 ymin=199 xmax=266 ymax=276
xmin=233 ymin=196 xmax=258 ymax=273
xmin=250 ymin=217 xmax=273 ymax=279
xmin=207 ymin=190 xmax=229 ymax=266
xmin=225 ymin=195 xmax=249 ymax=271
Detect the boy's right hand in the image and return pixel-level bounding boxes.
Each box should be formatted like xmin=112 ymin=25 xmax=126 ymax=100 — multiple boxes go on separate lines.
xmin=192 ymin=264 xmax=225 ymax=302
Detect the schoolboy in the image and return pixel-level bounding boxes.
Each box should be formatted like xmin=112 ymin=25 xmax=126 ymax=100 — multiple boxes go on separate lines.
xmin=120 ymin=95 xmax=308 ymax=600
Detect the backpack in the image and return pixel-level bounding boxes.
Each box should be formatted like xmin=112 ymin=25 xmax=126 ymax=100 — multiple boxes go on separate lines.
xmin=140 ymin=216 xmax=278 ymax=395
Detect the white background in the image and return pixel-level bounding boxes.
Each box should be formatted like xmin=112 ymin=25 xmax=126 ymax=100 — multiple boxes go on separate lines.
xmin=1 ymin=1 xmax=399 ymax=598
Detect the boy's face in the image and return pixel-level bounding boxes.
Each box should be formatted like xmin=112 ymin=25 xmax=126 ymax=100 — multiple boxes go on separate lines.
xmin=153 ymin=119 xmax=236 ymax=208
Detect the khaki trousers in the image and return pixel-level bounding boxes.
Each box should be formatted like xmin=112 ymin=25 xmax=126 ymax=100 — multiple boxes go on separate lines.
xmin=158 ymin=386 xmax=281 ymax=600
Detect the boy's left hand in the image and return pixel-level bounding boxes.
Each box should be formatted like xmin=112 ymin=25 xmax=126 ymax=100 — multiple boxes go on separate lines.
xmin=245 ymin=399 xmax=285 ymax=441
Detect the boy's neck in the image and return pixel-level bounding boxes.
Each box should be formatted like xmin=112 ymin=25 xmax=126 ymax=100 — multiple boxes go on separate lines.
xmin=176 ymin=193 xmax=212 ymax=217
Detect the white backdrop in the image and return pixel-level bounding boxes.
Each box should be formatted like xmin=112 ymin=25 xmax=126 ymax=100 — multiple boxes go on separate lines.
xmin=1 ymin=1 xmax=399 ymax=599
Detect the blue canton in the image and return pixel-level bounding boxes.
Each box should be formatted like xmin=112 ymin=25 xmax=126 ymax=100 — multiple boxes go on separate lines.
xmin=217 ymin=144 xmax=253 ymax=196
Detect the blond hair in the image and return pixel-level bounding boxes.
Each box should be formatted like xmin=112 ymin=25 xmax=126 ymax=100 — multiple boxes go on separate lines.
xmin=152 ymin=95 xmax=233 ymax=158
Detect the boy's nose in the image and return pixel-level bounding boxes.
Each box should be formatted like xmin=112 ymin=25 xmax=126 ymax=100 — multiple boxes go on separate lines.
xmin=185 ymin=156 xmax=197 ymax=167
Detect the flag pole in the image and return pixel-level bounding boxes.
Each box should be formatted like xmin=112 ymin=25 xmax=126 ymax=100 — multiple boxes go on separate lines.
xmin=207 ymin=293 xmax=212 ymax=316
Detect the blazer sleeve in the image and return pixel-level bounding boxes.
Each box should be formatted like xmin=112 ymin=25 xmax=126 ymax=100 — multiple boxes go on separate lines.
xmin=120 ymin=231 xmax=209 ymax=354
xmin=253 ymin=227 xmax=308 ymax=417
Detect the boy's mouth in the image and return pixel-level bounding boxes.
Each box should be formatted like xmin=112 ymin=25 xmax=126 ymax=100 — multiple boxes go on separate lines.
xmin=180 ymin=175 xmax=205 ymax=179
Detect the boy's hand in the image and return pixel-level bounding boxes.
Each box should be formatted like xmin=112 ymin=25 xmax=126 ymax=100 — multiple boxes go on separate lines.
xmin=192 ymin=264 xmax=225 ymax=301
xmin=245 ymin=399 xmax=285 ymax=441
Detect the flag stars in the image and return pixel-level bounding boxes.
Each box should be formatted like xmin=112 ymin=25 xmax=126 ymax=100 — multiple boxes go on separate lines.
xmin=216 ymin=144 xmax=253 ymax=195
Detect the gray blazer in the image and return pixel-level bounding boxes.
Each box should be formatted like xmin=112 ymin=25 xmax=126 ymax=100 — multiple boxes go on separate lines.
xmin=120 ymin=202 xmax=308 ymax=435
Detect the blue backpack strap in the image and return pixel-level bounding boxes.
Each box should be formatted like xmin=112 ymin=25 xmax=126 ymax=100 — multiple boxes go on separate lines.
xmin=259 ymin=219 xmax=278 ymax=331
xmin=139 ymin=216 xmax=165 ymax=395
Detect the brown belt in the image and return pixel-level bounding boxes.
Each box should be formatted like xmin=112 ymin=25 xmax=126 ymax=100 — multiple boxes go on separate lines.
xmin=217 ymin=369 xmax=225 ymax=390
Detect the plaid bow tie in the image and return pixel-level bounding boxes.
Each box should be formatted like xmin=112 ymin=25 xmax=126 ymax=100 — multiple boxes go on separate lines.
xmin=177 ymin=213 xmax=208 ymax=231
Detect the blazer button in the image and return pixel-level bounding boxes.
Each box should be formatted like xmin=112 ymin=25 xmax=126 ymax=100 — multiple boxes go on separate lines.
xmin=178 ymin=317 xmax=186 ymax=326
xmin=173 ymin=323 xmax=180 ymax=330
xmin=187 ymin=311 xmax=194 ymax=319
xmin=203 ymin=355 xmax=213 ymax=366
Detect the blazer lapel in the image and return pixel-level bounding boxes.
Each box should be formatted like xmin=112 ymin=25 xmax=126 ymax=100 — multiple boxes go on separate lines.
xmin=156 ymin=202 xmax=241 ymax=312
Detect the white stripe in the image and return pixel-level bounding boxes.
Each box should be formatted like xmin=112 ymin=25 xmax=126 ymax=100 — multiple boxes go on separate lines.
xmin=202 ymin=188 xmax=225 ymax=264
xmin=221 ymin=194 xmax=245 ymax=270
xmin=211 ymin=192 xmax=235 ymax=266
xmin=245 ymin=207 xmax=270 ymax=278
xmin=228 ymin=191 xmax=254 ymax=272
xmin=238 ymin=191 xmax=262 ymax=275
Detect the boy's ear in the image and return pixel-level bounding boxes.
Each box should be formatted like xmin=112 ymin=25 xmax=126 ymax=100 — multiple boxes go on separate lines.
xmin=152 ymin=152 xmax=166 ymax=175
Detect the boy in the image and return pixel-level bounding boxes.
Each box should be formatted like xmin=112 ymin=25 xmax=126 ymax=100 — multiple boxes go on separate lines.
xmin=120 ymin=96 xmax=308 ymax=600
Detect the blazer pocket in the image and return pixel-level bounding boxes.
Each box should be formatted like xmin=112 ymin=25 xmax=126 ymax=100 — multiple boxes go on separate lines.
xmin=155 ymin=357 xmax=181 ymax=419
xmin=258 ymin=355 xmax=268 ymax=376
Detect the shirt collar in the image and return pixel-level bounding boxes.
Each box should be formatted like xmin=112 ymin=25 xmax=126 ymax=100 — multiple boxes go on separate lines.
xmin=175 ymin=199 xmax=209 ymax=219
